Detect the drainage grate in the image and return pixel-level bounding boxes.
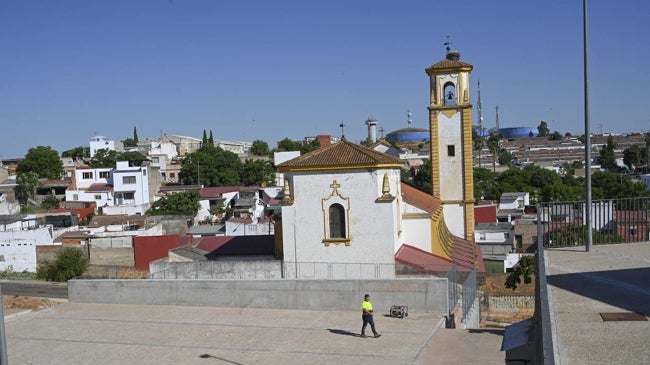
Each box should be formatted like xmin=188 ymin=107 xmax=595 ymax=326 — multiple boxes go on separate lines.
xmin=600 ymin=312 xmax=647 ymax=322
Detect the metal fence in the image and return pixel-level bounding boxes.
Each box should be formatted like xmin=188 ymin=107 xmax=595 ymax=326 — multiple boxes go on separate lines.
xmin=461 ymin=268 xmax=478 ymax=322
xmin=538 ymin=197 xmax=650 ymax=247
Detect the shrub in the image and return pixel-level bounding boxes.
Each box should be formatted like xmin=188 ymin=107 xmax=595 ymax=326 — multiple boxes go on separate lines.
xmin=37 ymin=247 xmax=88 ymax=282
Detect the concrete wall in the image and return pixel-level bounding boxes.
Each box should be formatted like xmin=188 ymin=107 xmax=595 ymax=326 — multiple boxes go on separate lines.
xmin=150 ymin=260 xmax=282 ymax=279
xmin=69 ymin=278 xmax=448 ymax=314
xmin=89 ymin=247 xmax=134 ymax=267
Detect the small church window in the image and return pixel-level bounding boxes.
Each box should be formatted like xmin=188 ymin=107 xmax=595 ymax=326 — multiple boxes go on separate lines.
xmin=447 ymin=145 xmax=455 ymax=157
xmin=329 ymin=203 xmax=346 ymax=238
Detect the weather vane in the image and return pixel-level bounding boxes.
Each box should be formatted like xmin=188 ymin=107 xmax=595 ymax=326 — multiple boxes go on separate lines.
xmin=339 ymin=121 xmax=346 ymax=140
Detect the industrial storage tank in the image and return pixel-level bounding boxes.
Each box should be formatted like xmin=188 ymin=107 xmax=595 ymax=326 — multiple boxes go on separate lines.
xmin=386 ymin=127 xmax=429 ymax=144
xmin=498 ymin=127 xmax=538 ymax=139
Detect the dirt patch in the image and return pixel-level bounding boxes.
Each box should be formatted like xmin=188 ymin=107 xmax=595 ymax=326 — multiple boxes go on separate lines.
xmin=3 ymin=295 xmax=59 ymax=312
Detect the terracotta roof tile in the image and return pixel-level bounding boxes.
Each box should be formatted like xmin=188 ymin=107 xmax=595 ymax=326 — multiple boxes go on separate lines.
xmin=395 ymin=244 xmax=455 ymax=272
xmin=426 ymin=58 xmax=473 ymax=73
xmin=401 ymin=182 xmax=440 ymax=214
xmin=276 ymin=141 xmax=403 ymax=171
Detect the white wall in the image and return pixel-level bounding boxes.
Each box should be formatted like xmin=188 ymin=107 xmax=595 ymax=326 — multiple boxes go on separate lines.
xmin=281 ymin=168 xmax=401 ymax=278
xmin=438 ymin=111 xmax=463 ymax=201
xmin=400 ymin=203 xmax=432 ymax=253
xmin=443 ymin=204 xmax=466 ymax=239
xmin=0 ymin=227 xmax=53 ymax=272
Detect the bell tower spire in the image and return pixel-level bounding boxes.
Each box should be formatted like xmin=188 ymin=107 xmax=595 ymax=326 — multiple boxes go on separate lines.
xmin=425 ymin=43 xmax=475 ymax=241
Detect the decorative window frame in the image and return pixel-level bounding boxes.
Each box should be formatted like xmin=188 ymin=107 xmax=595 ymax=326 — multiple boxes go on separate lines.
xmin=322 ymin=180 xmax=351 ymax=246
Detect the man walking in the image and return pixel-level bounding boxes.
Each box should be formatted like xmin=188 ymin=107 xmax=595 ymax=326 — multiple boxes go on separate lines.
xmin=361 ymin=294 xmax=381 ymax=338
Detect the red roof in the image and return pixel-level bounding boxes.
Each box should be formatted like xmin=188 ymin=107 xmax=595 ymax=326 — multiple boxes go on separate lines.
xmin=401 ymin=183 xmax=440 ymax=214
xmin=200 ymin=186 xmax=240 ymax=199
xmin=395 ymin=244 xmax=455 ymax=272
xmin=86 ymin=183 xmax=112 ymax=192
xmin=396 ymin=243 xmax=484 ymax=273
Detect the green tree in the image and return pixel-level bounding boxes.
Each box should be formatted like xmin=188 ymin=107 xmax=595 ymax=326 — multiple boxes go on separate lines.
xmin=40 ymin=194 xmax=60 ymax=210
xmin=599 ymin=135 xmax=618 ymax=171
xmin=88 ymin=149 xmax=118 ymax=167
xmin=548 ymin=131 xmax=563 ymax=141
xmin=622 ymin=145 xmax=646 ymax=171
xmin=498 ymin=150 xmax=512 ymax=166
xmin=117 ymin=151 xmax=147 ymax=166
xmin=251 ymin=140 xmax=271 ymax=156
xmin=17 ymin=146 xmax=63 ymax=180
xmin=505 ymin=255 xmax=535 ymax=290
xmin=202 ymin=130 xmax=208 ymax=146
xmin=591 ymin=171 xmax=650 ymax=199
xmin=300 ymin=139 xmax=320 ymax=154
xmin=412 ymin=159 xmax=432 ymax=194
xmin=62 ymin=146 xmax=90 ymax=160
xmin=474 ymin=167 xmax=498 ymax=201
xmin=208 ymin=130 xmax=214 ymax=145
xmin=487 ymin=133 xmax=500 ymax=172
xmin=37 ymin=247 xmax=88 ymax=282
xmin=146 ymin=190 xmax=201 ymax=216
xmin=180 ymin=146 xmax=242 ymax=186
xmin=15 ymin=171 xmax=39 ymax=204
xmin=241 ymin=159 xmax=275 ymax=186
xmin=276 ymin=138 xmax=303 ymax=152
xmin=473 ymin=128 xmax=485 ymax=166
xmin=133 ymin=126 xmax=139 ymax=143
xmin=537 ymin=121 xmax=549 ymax=137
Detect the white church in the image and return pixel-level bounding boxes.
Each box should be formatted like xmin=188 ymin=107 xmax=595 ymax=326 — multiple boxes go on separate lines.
xmin=276 ymin=49 xmax=484 ymax=279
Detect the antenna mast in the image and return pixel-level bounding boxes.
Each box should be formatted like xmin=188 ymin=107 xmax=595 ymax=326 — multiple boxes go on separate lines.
xmin=477 ymin=80 xmax=484 ymax=133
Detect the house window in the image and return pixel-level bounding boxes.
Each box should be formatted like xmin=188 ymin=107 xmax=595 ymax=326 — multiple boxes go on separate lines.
xmin=94 ymin=194 xmax=101 ymax=200
xmin=630 ymin=227 xmax=638 ymax=236
xmin=447 ymin=145 xmax=455 ymax=157
xmin=122 ymin=176 xmax=136 ymax=184
xmin=142 ymin=169 xmax=146 ymax=176
xmin=82 ymin=172 xmax=93 ymax=179
xmin=504 ymin=232 xmax=509 ymax=239
xmin=123 ymin=192 xmax=135 ymax=200
xmin=329 ymin=203 xmax=346 ymax=238
xmin=73 ymin=194 xmax=79 ymax=201
xmin=479 ymin=233 xmax=486 ymax=240
xmin=99 ymin=171 xmax=109 ymax=179
xmin=170 ymin=173 xmax=176 ymax=179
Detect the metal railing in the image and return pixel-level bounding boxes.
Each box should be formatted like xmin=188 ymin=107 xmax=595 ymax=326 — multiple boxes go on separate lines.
xmin=538 ymin=197 xmax=650 ymax=247
xmin=461 ymin=268 xmax=478 ymax=322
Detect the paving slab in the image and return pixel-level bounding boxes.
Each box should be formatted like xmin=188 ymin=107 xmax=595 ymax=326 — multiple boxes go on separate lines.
xmin=5 ymin=302 xmax=504 ymax=364
xmin=546 ymin=243 xmax=650 ymax=365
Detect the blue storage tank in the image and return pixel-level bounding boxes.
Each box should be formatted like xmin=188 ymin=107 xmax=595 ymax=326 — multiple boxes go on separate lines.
xmin=386 ymin=127 xmax=429 ymax=144
xmin=498 ymin=127 xmax=538 ymax=139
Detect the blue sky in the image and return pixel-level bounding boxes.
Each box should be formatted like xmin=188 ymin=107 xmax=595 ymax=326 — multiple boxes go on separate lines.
xmin=1 ymin=1 xmax=648 ymax=158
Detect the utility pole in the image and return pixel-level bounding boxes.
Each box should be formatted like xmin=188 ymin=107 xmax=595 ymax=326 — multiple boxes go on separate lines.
xmin=477 ymin=80 xmax=484 ymax=167
xmin=584 ymin=0 xmax=593 ymax=252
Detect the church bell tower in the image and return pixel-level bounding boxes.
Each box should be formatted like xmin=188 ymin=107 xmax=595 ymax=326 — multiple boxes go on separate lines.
xmin=426 ymin=45 xmax=475 ymax=241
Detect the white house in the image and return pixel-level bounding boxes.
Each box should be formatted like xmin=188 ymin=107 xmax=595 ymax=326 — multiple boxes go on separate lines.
xmin=103 ymin=161 xmax=159 ymax=215
xmin=65 ymin=166 xmax=114 ymax=207
xmin=66 ymin=162 xmax=160 ymax=216
xmin=89 ymin=135 xmax=116 ymax=158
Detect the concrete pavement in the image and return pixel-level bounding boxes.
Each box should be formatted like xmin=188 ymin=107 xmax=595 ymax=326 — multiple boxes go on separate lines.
xmin=5 ymin=302 xmax=504 ymax=364
xmin=546 ymin=242 xmax=650 ymax=365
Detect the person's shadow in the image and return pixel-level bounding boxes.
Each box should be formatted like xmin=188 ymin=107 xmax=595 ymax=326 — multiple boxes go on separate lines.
xmin=327 ymin=328 xmax=362 ymax=337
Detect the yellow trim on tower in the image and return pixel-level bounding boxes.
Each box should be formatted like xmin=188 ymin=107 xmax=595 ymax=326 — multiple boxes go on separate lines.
xmin=461 ymin=106 xmax=475 ymax=241
xmin=428 ymin=108 xmax=441 ymax=197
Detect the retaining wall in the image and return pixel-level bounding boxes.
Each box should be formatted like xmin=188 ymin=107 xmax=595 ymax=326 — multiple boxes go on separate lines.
xmin=68 ymin=278 xmax=448 ymax=314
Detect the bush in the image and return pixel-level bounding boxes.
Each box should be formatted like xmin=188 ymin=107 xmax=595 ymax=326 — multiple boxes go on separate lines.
xmin=37 ymin=247 xmax=88 ymax=282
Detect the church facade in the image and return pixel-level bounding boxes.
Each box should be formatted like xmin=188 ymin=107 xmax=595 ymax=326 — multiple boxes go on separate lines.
xmin=276 ymin=49 xmax=483 ymax=279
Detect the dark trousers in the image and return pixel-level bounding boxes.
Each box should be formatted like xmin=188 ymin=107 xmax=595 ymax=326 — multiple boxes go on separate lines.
xmin=361 ymin=313 xmax=377 ymax=335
